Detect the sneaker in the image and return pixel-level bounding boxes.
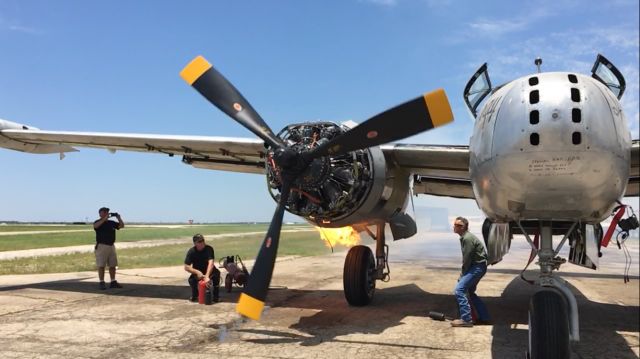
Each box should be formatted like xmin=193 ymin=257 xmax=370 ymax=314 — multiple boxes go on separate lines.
xmin=451 ymin=319 xmax=473 ymax=327
xmin=188 ymin=296 xmax=198 ymax=303
xmin=109 ymin=281 xmax=123 ymax=289
xmin=99 ymin=281 xmax=107 ymax=290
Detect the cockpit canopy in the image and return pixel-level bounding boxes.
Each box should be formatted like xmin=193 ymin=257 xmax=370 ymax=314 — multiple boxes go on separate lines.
xmin=463 ymin=54 xmax=626 ymax=119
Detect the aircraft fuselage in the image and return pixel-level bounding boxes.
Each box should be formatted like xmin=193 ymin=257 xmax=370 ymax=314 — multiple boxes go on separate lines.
xmin=470 ymin=72 xmax=631 ymax=223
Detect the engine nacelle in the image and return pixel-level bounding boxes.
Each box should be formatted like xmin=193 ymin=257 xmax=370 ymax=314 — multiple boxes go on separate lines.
xmin=482 ymin=218 xmax=511 ymax=265
xmin=266 ymin=122 xmax=415 ymax=237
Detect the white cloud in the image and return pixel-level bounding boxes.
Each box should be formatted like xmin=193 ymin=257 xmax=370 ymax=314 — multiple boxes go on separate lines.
xmin=620 ymin=64 xmax=639 ymax=137
xmin=7 ymin=24 xmax=39 ymax=34
xmin=462 ymin=7 xmax=552 ymax=39
xmin=468 ymin=18 xmax=529 ymax=37
xmin=0 ymin=14 xmax=39 ymax=34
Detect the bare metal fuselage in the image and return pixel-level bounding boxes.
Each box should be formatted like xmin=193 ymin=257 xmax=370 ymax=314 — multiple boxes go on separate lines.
xmin=470 ymin=72 xmax=631 ymax=223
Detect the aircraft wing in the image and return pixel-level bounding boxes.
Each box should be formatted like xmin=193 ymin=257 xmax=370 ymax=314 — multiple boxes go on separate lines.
xmin=0 ymin=126 xmax=267 ymax=174
xmin=381 ymin=144 xmax=474 ymax=199
xmin=382 ymin=139 xmax=639 ymax=199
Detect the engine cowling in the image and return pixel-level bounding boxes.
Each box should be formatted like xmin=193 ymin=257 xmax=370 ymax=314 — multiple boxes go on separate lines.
xmin=266 ymin=122 xmax=415 ymax=236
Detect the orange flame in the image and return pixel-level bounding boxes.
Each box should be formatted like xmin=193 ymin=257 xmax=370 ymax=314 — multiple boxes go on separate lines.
xmin=315 ymin=226 xmax=361 ymax=248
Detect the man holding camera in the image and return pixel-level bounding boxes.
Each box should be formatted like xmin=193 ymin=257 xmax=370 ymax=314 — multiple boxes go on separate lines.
xmin=94 ymin=207 xmax=125 ymax=290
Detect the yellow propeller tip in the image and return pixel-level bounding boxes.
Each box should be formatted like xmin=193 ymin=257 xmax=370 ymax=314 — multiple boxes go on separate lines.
xmin=180 ymin=55 xmax=212 ymax=85
xmin=423 ymin=88 xmax=454 ymax=127
xmin=236 ymin=293 xmax=265 ymax=320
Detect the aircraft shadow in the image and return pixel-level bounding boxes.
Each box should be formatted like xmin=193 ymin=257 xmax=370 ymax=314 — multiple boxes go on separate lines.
xmin=0 ymin=277 xmax=244 ymax=302
xmin=244 ymin=278 xmax=639 ymax=358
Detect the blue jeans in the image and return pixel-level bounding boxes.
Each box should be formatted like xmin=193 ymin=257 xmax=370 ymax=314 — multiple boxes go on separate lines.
xmin=454 ymin=262 xmax=490 ymax=323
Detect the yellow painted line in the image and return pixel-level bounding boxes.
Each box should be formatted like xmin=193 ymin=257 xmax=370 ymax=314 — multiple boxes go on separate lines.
xmin=180 ymin=56 xmax=212 ymax=85
xmin=423 ymin=89 xmax=454 ymax=127
xmin=237 ymin=292 xmax=265 ymax=320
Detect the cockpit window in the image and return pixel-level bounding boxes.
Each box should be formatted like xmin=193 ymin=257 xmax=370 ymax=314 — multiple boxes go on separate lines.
xmin=463 ymin=63 xmax=492 ymax=118
xmin=591 ymin=54 xmax=626 ymax=99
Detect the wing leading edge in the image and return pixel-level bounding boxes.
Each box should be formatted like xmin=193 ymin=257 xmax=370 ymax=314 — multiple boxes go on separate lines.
xmin=0 ymin=125 xmax=267 ymax=174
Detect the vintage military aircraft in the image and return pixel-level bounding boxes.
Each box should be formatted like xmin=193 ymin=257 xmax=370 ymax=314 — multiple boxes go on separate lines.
xmin=0 ymin=53 xmax=637 ymax=359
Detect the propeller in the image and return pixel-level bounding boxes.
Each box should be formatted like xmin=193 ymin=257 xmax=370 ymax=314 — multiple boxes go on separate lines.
xmin=236 ymin=179 xmax=291 ymax=319
xmin=306 ymin=89 xmax=452 ymax=160
xmin=180 ymin=56 xmax=283 ymax=149
xmin=181 ymin=55 xmax=454 ymax=320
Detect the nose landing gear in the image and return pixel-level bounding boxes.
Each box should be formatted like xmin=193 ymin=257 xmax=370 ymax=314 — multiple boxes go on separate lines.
xmin=517 ymin=221 xmax=579 ymax=359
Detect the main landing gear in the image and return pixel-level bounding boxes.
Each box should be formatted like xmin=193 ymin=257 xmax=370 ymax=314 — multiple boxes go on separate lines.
xmin=343 ymin=222 xmax=390 ymax=306
xmin=517 ymin=221 xmax=579 ymax=359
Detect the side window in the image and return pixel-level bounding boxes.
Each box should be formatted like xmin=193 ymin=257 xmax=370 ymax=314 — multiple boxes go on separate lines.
xmin=591 ymin=54 xmax=626 ymax=99
xmin=463 ymin=63 xmax=492 ymax=118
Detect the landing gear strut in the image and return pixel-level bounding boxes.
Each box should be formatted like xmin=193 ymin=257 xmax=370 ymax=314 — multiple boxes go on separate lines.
xmin=343 ymin=222 xmax=390 ymax=306
xmin=518 ymin=221 xmax=578 ymax=359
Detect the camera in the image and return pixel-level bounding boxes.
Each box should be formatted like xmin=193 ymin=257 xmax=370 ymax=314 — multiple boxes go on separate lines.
xmin=109 ymin=212 xmax=119 ymax=217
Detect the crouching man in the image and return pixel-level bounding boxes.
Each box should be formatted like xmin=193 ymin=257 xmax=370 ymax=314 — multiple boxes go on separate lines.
xmin=184 ymin=234 xmax=220 ymax=303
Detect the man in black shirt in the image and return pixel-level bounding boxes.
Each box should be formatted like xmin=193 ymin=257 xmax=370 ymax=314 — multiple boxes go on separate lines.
xmin=184 ymin=234 xmax=220 ymax=303
xmin=93 ymin=207 xmax=124 ymax=290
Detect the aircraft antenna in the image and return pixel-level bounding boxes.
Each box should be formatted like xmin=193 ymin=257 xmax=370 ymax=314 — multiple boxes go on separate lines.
xmin=534 ymin=57 xmax=542 ymax=73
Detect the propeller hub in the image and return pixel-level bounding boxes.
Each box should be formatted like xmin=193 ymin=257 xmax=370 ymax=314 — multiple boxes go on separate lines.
xmin=266 ymin=122 xmax=374 ymax=223
xmin=296 ymin=156 xmax=331 ymax=191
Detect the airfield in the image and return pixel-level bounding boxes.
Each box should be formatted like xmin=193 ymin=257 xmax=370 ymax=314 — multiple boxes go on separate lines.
xmin=0 ymin=230 xmax=638 ymax=358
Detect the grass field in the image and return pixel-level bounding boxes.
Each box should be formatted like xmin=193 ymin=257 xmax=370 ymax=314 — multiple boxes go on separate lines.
xmin=0 ymin=224 xmax=367 ymax=275
xmin=0 ymin=223 xmax=307 ymax=251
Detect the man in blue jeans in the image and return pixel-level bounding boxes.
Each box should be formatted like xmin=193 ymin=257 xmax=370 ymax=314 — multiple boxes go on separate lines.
xmin=451 ymin=216 xmax=491 ymax=327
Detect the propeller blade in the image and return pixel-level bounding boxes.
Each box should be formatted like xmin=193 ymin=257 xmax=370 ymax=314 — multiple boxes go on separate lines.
xmin=236 ymin=182 xmax=291 ymax=320
xmin=180 ymin=56 xmax=283 ymax=149
xmin=308 ymin=89 xmax=453 ymax=159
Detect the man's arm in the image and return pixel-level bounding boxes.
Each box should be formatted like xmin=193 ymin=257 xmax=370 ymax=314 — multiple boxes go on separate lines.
xmin=93 ymin=217 xmax=109 ymax=229
xmin=183 ymin=264 xmax=205 ymax=279
xmin=116 ymin=214 xmax=124 ymax=229
xmin=204 ymin=259 xmax=214 ymax=279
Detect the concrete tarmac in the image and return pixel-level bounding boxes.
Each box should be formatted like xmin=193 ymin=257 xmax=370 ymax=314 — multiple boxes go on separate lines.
xmin=0 ymin=233 xmax=638 ymax=358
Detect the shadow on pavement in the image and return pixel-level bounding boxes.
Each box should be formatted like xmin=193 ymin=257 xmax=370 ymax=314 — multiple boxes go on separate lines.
xmin=0 ymin=277 xmax=243 ymax=302
xmin=1 ymin=272 xmax=637 ymax=357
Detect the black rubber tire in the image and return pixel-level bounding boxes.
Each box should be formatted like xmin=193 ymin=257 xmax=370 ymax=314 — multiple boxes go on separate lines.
xmin=224 ymin=274 xmax=233 ymax=293
xmin=528 ymin=289 xmax=571 ymax=359
xmin=343 ymin=245 xmax=376 ymax=306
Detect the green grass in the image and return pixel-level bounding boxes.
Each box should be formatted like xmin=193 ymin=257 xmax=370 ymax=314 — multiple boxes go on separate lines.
xmin=0 ymin=224 xmax=314 ymax=252
xmin=0 ymin=230 xmax=348 ymax=275
xmin=0 ymin=225 xmax=85 ymax=232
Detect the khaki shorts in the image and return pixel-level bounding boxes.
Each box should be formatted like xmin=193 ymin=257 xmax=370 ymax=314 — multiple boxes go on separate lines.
xmin=95 ymin=243 xmax=118 ymax=268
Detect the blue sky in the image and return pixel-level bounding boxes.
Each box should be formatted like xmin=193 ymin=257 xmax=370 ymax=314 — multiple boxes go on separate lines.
xmin=0 ymin=0 xmax=638 ymax=223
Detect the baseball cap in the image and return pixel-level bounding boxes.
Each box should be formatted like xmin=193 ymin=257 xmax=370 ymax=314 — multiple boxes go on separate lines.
xmin=192 ymin=234 xmax=205 ymax=243
xmin=99 ymin=207 xmax=110 ymax=213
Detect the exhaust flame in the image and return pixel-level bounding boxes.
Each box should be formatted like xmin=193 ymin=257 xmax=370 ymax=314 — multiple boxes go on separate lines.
xmin=315 ymin=226 xmax=361 ymax=248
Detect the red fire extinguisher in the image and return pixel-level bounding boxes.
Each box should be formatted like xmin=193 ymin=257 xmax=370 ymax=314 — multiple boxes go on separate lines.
xmin=198 ymin=279 xmax=207 ymax=304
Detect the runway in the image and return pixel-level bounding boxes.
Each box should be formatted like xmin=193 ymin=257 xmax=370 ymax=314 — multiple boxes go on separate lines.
xmin=0 ymin=233 xmax=637 ymax=358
